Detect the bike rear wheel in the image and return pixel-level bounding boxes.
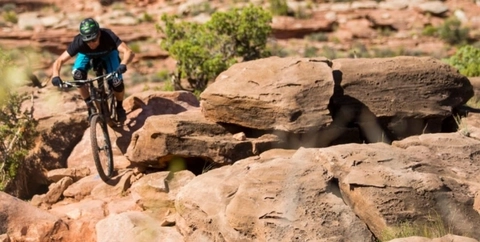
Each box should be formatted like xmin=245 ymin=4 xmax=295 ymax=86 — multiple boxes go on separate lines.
xmin=90 ymin=114 xmax=114 ymax=182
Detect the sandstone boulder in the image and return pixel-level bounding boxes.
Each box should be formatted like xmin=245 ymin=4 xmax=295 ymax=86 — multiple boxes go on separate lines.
xmin=0 ymin=191 xmax=68 ymax=241
xmin=201 ymin=56 xmax=334 ymax=133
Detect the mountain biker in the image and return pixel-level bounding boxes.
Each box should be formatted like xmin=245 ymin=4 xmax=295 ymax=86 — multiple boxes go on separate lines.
xmin=50 ymin=17 xmax=135 ymax=122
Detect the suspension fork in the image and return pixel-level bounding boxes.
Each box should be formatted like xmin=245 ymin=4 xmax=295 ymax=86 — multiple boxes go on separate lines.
xmin=92 ymin=60 xmax=107 ymax=116
xmin=88 ymin=83 xmax=99 ymax=114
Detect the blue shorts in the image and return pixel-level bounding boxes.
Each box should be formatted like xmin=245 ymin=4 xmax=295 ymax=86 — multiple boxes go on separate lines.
xmin=72 ymin=50 xmax=123 ymax=80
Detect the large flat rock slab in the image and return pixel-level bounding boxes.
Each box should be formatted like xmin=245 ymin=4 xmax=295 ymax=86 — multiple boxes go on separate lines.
xmin=125 ymin=110 xmax=282 ymax=167
xmin=331 ymin=56 xmax=473 ymax=117
xmin=175 ymin=149 xmax=374 ymax=241
xmin=201 ymin=56 xmax=472 ymax=144
xmin=200 ymin=56 xmax=334 ymax=133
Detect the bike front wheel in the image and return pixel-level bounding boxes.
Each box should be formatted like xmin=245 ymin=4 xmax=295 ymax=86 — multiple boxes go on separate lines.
xmin=90 ymin=114 xmax=114 ymax=182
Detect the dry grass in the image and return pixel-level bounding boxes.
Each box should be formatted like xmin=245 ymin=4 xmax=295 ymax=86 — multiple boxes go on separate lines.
xmin=466 ymin=95 xmax=480 ymax=108
xmin=454 ymin=114 xmax=470 ymax=137
xmin=380 ymin=212 xmax=452 ymax=241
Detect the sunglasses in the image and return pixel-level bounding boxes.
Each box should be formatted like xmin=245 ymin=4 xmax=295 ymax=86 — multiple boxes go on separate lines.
xmin=84 ymin=34 xmax=99 ymax=43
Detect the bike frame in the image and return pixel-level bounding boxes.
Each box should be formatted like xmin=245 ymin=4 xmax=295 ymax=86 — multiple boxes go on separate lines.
xmin=62 ymin=71 xmax=119 ymax=125
xmin=62 ymin=71 xmax=119 ymax=182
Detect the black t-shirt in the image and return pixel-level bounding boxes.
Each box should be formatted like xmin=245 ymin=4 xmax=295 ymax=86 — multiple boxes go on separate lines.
xmin=67 ymin=28 xmax=122 ymax=58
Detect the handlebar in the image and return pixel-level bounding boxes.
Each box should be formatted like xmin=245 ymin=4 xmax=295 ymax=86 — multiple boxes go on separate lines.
xmin=60 ymin=71 xmax=119 ymax=88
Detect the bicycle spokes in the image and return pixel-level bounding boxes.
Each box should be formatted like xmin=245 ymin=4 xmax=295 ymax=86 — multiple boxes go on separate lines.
xmin=90 ymin=115 xmax=114 ymax=181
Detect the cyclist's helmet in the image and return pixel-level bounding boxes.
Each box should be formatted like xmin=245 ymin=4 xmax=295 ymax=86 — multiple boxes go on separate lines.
xmin=79 ymin=18 xmax=100 ymax=42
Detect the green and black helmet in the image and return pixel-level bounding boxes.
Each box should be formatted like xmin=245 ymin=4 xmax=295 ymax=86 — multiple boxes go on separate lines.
xmin=79 ymin=18 xmax=100 ymax=42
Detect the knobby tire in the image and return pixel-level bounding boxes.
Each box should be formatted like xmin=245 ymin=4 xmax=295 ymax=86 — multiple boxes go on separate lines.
xmin=90 ymin=114 xmax=114 ymax=182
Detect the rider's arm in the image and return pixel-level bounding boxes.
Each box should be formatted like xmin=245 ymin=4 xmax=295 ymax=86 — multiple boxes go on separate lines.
xmin=117 ymin=42 xmax=135 ymax=66
xmin=52 ymin=50 xmax=72 ymax=77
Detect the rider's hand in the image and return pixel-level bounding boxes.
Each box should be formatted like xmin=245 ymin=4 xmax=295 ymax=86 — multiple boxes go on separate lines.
xmin=52 ymin=76 xmax=63 ymax=87
xmin=116 ymin=64 xmax=127 ymax=74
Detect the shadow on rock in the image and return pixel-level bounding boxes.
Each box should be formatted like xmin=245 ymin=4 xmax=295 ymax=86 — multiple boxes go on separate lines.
xmin=113 ymin=97 xmax=188 ymax=154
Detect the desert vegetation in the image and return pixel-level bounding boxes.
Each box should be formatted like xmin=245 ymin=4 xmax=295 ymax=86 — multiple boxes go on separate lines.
xmin=158 ymin=4 xmax=272 ymax=92
xmin=1 ymin=0 xmax=480 ymax=195
xmin=1 ymin=1 xmax=480 ymax=241
xmin=0 ymin=49 xmax=38 ymax=191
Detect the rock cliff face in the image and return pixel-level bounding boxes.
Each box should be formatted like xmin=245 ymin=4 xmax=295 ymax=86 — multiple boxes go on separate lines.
xmin=2 ymin=54 xmax=480 ymax=241
xmin=1 ymin=0 xmax=480 ymax=241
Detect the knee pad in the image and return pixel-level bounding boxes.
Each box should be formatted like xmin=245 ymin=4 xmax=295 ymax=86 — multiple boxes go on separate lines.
xmin=112 ymin=81 xmax=124 ymax=92
xmin=72 ymin=69 xmax=87 ymax=87
xmin=72 ymin=69 xmax=87 ymax=80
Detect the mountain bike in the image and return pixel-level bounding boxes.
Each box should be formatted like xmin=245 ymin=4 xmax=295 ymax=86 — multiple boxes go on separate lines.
xmin=61 ymin=63 xmax=121 ymax=182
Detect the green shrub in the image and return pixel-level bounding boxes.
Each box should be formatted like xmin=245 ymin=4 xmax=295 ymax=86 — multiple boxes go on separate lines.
xmin=439 ymin=17 xmax=469 ymax=45
xmin=141 ymin=12 xmax=154 ymax=23
xmin=0 ymin=93 xmax=38 ymax=190
xmin=128 ymin=42 xmax=141 ymax=53
xmin=158 ymin=5 xmax=272 ymax=92
xmin=424 ymin=16 xmax=470 ymax=46
xmin=304 ymin=46 xmax=318 ymax=58
xmin=151 ymin=70 xmax=170 ymax=83
xmin=162 ymin=80 xmax=175 ymax=91
xmin=146 ymin=60 xmax=154 ymax=68
xmin=2 ymin=11 xmax=18 ymax=24
xmin=0 ymin=49 xmax=38 ymax=191
xmin=269 ymin=0 xmax=289 ymax=16
xmin=447 ymin=45 xmax=480 ymax=77
xmin=422 ymin=25 xmax=437 ymax=37
xmin=1 ymin=3 xmax=16 ymax=12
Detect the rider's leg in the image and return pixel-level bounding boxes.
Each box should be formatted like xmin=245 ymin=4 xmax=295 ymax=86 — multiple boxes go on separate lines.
xmin=112 ymin=82 xmax=126 ymax=122
xmin=114 ymin=88 xmax=124 ymax=105
xmin=103 ymin=50 xmax=126 ymax=121
xmin=78 ymin=85 xmax=90 ymax=99
xmin=72 ymin=53 xmax=94 ymax=118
